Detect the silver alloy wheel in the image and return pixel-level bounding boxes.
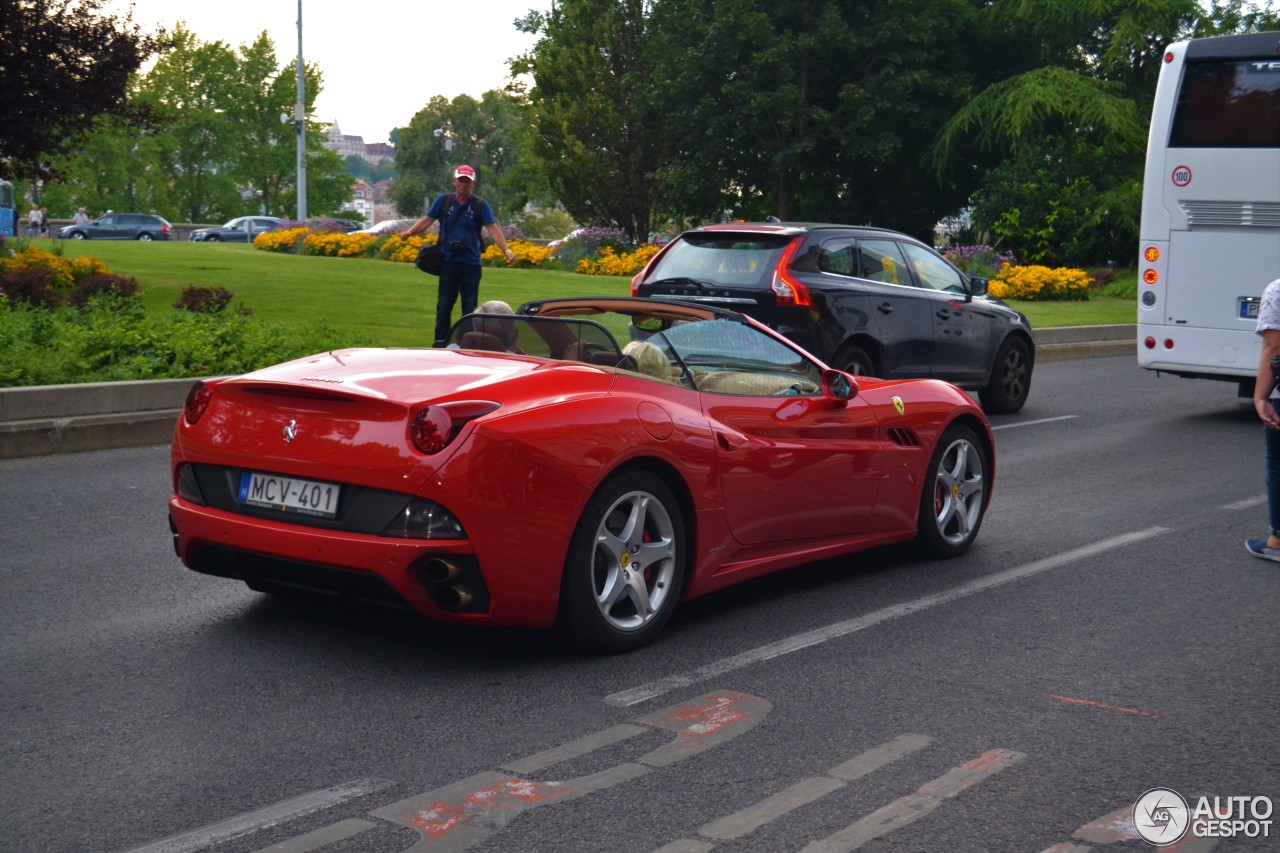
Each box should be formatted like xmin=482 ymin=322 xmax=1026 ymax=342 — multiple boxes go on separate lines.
xmin=932 ymin=435 xmax=985 ymax=546
xmin=590 ymin=489 xmax=678 ymax=632
xmin=999 ymin=345 xmax=1028 ymax=402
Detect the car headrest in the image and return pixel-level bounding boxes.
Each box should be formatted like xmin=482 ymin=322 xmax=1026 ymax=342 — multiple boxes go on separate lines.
xmin=460 ymin=331 xmax=507 ymax=352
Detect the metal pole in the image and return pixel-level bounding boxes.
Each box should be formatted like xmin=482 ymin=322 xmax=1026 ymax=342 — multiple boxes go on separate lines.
xmin=295 ymin=0 xmax=307 ymax=221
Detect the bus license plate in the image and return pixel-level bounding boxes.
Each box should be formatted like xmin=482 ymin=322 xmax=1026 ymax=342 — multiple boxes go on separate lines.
xmin=1241 ymin=299 xmax=1260 ymax=319
xmin=238 ymin=471 xmax=340 ymax=518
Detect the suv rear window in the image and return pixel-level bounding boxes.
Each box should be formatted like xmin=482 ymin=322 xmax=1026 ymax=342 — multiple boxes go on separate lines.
xmin=649 ymin=233 xmax=791 ymax=289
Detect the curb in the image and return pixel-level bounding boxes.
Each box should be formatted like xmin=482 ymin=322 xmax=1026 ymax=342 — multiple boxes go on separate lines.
xmin=0 ymin=326 xmax=1136 ymax=459
xmin=1033 ymin=324 xmax=1134 ymax=362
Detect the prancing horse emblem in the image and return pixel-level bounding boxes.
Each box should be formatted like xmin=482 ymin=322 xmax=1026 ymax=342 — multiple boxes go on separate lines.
xmin=283 ymin=419 xmax=298 ymax=444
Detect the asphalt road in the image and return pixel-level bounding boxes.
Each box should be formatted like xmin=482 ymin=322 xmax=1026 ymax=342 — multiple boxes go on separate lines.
xmin=2 ymin=356 xmax=1277 ymax=853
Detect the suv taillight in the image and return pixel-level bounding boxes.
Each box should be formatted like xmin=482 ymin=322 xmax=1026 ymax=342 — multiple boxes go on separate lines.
xmin=771 ymin=239 xmax=812 ymax=307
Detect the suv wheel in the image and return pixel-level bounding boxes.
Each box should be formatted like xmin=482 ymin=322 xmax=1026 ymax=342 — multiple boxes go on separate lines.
xmin=136 ymin=233 xmax=154 ymax=242
xmin=979 ymin=336 xmax=1031 ymax=414
xmin=832 ymin=344 xmax=875 ymax=377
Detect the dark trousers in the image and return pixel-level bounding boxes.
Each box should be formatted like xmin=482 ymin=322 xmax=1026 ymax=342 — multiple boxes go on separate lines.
xmin=1266 ymin=401 xmax=1280 ymax=537
xmin=434 ymin=263 xmax=482 ymax=345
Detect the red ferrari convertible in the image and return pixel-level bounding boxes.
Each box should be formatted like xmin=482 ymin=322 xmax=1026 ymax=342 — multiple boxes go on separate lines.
xmin=168 ymin=297 xmax=994 ymax=651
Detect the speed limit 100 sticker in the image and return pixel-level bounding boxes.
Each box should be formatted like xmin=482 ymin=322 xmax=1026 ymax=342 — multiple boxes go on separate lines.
xmin=1172 ymin=165 xmax=1192 ymax=187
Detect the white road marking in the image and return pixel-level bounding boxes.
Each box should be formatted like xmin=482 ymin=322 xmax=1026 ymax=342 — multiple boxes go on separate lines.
xmin=250 ymin=818 xmax=375 ymax=852
xmin=798 ymin=748 xmax=1026 ymax=852
xmin=991 ymin=415 xmax=1079 ymax=431
xmin=1221 ymin=495 xmax=1266 ymax=510
xmin=119 ymin=778 xmax=395 ymax=853
xmin=605 ymin=527 xmax=1170 ymax=707
xmin=697 ymin=734 xmax=933 ymax=841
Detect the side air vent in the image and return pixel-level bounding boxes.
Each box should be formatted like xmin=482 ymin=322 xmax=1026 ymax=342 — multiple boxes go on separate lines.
xmin=1181 ymin=201 xmax=1280 ymax=229
xmin=887 ymin=427 xmax=921 ymax=448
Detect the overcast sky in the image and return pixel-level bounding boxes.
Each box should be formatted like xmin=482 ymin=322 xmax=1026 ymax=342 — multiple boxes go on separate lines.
xmin=105 ymin=0 xmax=551 ymax=143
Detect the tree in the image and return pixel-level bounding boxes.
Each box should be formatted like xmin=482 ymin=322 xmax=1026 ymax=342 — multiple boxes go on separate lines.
xmin=391 ymin=91 xmax=528 ymax=222
xmin=513 ymin=0 xmax=661 ymax=241
xmin=933 ymin=0 xmax=1279 ymax=261
xmin=37 ymin=26 xmax=351 ymax=222
xmin=0 ymin=0 xmax=163 ymax=185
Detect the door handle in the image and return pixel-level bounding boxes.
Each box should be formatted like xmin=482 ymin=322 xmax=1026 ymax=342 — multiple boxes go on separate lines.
xmin=877 ymin=302 xmax=893 ymax=315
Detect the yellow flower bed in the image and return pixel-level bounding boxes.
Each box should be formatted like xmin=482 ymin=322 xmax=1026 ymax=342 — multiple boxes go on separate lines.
xmin=989 ymin=263 xmax=1092 ymax=301
xmin=482 ymin=239 xmax=553 ymax=268
xmin=254 ymin=227 xmax=309 ymax=253
xmin=577 ymin=244 xmax=660 ymax=276
xmin=0 ymin=248 xmax=77 ymax=288
xmin=382 ymin=234 xmax=433 ymax=264
xmin=303 ymin=231 xmax=379 ymax=258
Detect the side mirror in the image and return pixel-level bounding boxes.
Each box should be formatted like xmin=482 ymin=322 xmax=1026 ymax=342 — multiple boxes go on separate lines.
xmin=969 ymin=275 xmax=989 ymax=298
xmin=821 ymin=368 xmax=857 ymax=404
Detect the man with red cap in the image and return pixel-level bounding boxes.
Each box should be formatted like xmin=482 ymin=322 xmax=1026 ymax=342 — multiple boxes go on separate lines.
xmin=401 ymin=164 xmax=517 ymax=345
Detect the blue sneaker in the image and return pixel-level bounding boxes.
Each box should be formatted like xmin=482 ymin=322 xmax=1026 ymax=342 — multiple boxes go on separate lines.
xmin=1245 ymin=538 xmax=1280 ymax=562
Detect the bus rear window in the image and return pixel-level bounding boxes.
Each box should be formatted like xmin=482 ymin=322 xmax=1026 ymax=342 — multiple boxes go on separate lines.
xmin=1169 ymin=59 xmax=1280 ymax=147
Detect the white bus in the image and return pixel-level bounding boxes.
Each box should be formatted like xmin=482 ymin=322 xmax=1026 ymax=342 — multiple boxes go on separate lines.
xmin=1138 ymin=30 xmax=1280 ymax=394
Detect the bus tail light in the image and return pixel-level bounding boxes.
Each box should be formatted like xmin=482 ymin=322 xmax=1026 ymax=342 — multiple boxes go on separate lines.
xmin=1144 ymin=246 xmax=1160 ymax=262
xmin=1144 ymin=337 xmax=1157 ymax=349
xmin=1143 ymin=269 xmax=1159 ymax=284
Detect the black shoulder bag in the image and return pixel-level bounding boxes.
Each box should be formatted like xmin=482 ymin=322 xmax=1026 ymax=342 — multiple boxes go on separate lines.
xmin=414 ymin=193 xmax=456 ymax=275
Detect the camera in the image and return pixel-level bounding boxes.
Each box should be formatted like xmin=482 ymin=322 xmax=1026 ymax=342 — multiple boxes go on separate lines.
xmin=450 ymin=240 xmax=465 ymax=252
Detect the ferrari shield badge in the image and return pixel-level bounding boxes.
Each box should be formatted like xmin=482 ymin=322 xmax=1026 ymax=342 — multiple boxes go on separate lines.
xmin=892 ymin=396 xmax=905 ymax=416
xmin=283 ymin=419 xmax=298 ymax=444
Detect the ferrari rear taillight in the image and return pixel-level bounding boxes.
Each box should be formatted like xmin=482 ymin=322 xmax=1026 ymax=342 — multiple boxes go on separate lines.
xmin=409 ymin=400 xmax=500 ymax=455
xmin=183 ymin=381 xmax=213 ymax=425
xmin=771 ymin=239 xmax=812 ymax=307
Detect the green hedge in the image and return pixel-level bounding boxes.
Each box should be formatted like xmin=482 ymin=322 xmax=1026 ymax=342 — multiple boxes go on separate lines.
xmin=0 ymin=294 xmax=369 ymax=387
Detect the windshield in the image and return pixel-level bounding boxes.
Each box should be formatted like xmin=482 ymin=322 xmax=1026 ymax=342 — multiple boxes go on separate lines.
xmin=451 ymin=302 xmax=824 ymax=396
xmin=647 ymin=233 xmax=791 ymax=289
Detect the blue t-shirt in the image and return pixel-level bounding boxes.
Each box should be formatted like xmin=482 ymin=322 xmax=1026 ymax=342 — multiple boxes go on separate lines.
xmin=428 ymin=193 xmax=495 ymax=266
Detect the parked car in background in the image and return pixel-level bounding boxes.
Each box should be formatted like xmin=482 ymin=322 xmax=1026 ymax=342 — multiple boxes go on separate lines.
xmin=547 ymin=228 xmax=586 ymax=249
xmin=58 ymin=213 xmax=172 ymax=241
xmin=188 ymin=216 xmax=283 ymax=243
xmin=305 ymin=218 xmax=364 ymax=233
xmin=353 ymin=218 xmax=416 ymax=236
xmin=168 ymin=296 xmax=995 ymax=651
xmin=631 ymin=222 xmax=1036 ymax=413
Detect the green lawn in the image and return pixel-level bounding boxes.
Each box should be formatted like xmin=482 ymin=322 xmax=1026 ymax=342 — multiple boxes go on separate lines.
xmin=52 ymin=240 xmax=1135 ymax=344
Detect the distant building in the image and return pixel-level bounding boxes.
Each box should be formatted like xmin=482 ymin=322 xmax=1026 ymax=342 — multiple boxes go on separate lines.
xmin=365 ymin=142 xmax=395 ymax=165
xmin=349 ymin=180 xmax=375 ymax=225
xmin=324 ymin=120 xmax=367 ymax=160
xmin=323 ymin=120 xmax=396 ymax=166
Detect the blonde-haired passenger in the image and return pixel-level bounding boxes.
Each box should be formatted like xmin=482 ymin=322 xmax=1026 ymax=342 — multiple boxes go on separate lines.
xmin=623 ymin=340 xmax=672 ymax=381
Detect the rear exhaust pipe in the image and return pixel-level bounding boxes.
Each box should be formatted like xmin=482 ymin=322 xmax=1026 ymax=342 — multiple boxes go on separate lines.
xmin=433 ymin=585 xmax=473 ymax=612
xmin=417 ymin=558 xmax=460 ymax=585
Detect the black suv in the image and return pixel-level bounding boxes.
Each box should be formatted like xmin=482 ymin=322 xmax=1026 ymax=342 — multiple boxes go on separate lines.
xmin=58 ymin=213 xmax=172 ymax=241
xmin=631 ymin=222 xmax=1034 ymax=413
